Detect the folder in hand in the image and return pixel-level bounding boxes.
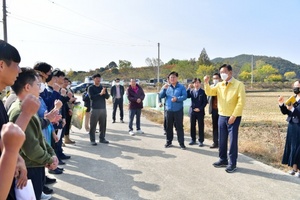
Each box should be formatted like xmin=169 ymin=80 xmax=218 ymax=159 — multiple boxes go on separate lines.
xmin=285 ymin=96 xmax=296 ymax=106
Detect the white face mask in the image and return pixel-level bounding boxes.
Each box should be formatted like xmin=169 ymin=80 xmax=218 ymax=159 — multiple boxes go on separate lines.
xmin=39 ymin=83 xmax=46 ymax=93
xmin=213 ymin=79 xmax=219 ymax=85
xmin=220 ymin=73 xmax=228 ymax=81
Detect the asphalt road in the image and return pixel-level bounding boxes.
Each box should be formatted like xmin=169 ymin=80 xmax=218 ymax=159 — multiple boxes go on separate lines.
xmin=49 ymin=104 xmax=300 ymax=200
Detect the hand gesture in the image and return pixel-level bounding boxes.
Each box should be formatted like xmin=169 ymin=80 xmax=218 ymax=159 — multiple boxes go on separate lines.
xmin=188 ymin=84 xmax=193 ymax=89
xmin=204 ymin=75 xmax=210 ymax=84
xmin=54 ymin=99 xmax=63 ymax=110
xmin=15 ymin=156 xmax=27 ymax=189
xmin=137 ymin=98 xmax=141 ymax=103
xmin=21 ymin=94 xmax=40 ymax=117
xmin=278 ymin=96 xmax=284 ymax=104
xmin=1 ymin=123 xmax=25 ymax=153
xmin=163 ymin=84 xmax=169 ymax=89
xmin=53 ymin=83 xmax=60 ymax=92
xmin=171 ymin=96 xmax=177 ymax=102
xmin=60 ymin=88 xmax=67 ymax=96
xmin=193 ymin=108 xmax=200 ymax=112
xmin=67 ymin=91 xmax=73 ymax=99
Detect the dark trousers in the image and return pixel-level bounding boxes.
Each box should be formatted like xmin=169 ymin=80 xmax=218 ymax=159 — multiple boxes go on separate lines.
xmin=63 ymin=112 xmax=72 ymax=136
xmin=212 ymin=109 xmax=219 ymax=145
xmin=190 ymin=112 xmax=205 ymax=143
xmin=89 ymin=109 xmax=107 ymax=142
xmin=129 ymin=109 xmax=141 ymax=131
xmin=52 ymin=129 xmax=64 ymax=159
xmin=218 ymin=115 xmax=241 ymax=166
xmin=112 ymin=98 xmax=124 ymax=121
xmin=27 ymin=167 xmax=45 ymax=199
xmin=163 ymin=108 xmax=167 ymax=131
xmin=166 ymin=108 xmax=184 ymax=145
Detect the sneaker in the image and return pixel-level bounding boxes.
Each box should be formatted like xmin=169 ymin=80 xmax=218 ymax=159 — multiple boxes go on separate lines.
xmin=180 ymin=144 xmax=186 ymax=150
xmin=121 ymin=120 xmax=124 ymax=123
xmin=163 ymin=131 xmax=166 ymax=135
xmin=41 ymin=192 xmax=52 ymax=200
xmin=189 ymin=140 xmax=196 ymax=145
xmin=129 ymin=130 xmax=135 ymax=136
xmin=198 ymin=142 xmax=204 ymax=147
xmin=295 ymin=172 xmax=300 ymax=178
xmin=136 ymin=130 xmax=144 ymax=134
xmin=225 ymin=165 xmax=237 ymax=173
xmin=289 ymin=169 xmax=297 ymax=175
xmin=48 ymin=168 xmax=63 ymax=175
xmin=213 ymin=160 xmax=228 ymax=168
xmin=164 ymin=142 xmax=173 ymax=148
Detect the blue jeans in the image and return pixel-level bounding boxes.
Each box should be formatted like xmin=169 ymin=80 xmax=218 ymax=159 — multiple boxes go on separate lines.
xmin=218 ymin=116 xmax=241 ymax=166
xmin=129 ymin=109 xmax=141 ymax=131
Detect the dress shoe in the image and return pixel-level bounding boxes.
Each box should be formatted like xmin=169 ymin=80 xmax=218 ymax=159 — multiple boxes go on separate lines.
xmin=43 ymin=185 xmax=53 ymax=194
xmin=45 ymin=176 xmax=56 ymax=184
xmin=57 ymin=167 xmax=64 ymax=171
xmin=120 ymin=120 xmax=124 ymax=123
xmin=189 ymin=140 xmax=196 ymax=145
xmin=48 ymin=168 xmax=63 ymax=175
xmin=199 ymin=142 xmax=204 ymax=147
xmin=60 ymin=154 xmax=71 ymax=160
xmin=210 ymin=143 xmax=218 ymax=149
xmin=91 ymin=142 xmax=97 ymax=146
xmin=100 ymin=139 xmax=109 ymax=144
xmin=112 ymin=120 xmax=116 ymax=123
xmin=180 ymin=144 xmax=186 ymax=150
xmin=58 ymin=160 xmax=66 ymax=165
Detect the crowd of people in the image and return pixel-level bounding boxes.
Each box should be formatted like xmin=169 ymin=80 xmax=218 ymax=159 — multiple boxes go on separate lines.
xmin=1 ymin=39 xmax=299 ymax=199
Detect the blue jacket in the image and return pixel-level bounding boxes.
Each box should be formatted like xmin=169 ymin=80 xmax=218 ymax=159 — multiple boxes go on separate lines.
xmin=159 ymin=82 xmax=187 ymax=112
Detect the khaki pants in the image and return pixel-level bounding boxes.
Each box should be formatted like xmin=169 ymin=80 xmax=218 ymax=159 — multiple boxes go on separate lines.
xmin=85 ymin=112 xmax=90 ymax=132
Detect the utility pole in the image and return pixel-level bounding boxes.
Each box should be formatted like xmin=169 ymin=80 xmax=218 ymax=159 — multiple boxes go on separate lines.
xmin=251 ymin=55 xmax=254 ymax=88
xmin=157 ymin=42 xmax=160 ymax=91
xmin=2 ymin=0 xmax=7 ymax=41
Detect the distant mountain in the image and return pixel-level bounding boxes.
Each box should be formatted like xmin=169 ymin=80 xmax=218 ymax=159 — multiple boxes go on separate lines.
xmin=211 ymin=54 xmax=300 ymax=78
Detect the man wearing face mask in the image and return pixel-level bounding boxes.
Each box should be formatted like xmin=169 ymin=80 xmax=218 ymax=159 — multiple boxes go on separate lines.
xmin=204 ymin=64 xmax=245 ymax=173
xmin=110 ymin=78 xmax=125 ymax=123
xmin=207 ymin=73 xmax=221 ymax=149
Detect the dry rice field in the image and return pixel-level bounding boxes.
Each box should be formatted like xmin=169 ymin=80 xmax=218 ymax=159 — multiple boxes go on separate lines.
xmin=143 ymin=91 xmax=293 ymax=171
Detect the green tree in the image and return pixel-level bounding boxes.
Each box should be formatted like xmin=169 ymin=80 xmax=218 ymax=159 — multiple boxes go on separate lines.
xmin=196 ymin=65 xmax=216 ymax=80
xmin=265 ymin=74 xmax=282 ymax=82
xmin=284 ymin=71 xmax=296 ymax=81
xmin=119 ymin=60 xmax=132 ymax=69
xmin=238 ymin=71 xmax=251 ymax=82
xmin=173 ymin=60 xmax=197 ymax=79
xmin=197 ymin=48 xmax=212 ymax=66
xmin=254 ymin=64 xmax=278 ymax=82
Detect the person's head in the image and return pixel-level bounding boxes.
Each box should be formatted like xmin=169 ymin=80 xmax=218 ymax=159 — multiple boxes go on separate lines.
xmin=0 ymin=40 xmax=21 ymax=90
xmin=33 ymin=62 xmax=53 ymax=83
xmin=115 ymin=78 xmax=120 ymax=86
xmin=130 ymin=79 xmax=137 ymax=88
xmin=192 ymin=78 xmax=201 ymax=89
xmin=168 ymin=71 xmax=179 ymax=85
xmin=51 ymin=69 xmax=65 ymax=85
xmin=212 ymin=73 xmax=221 ymax=85
xmin=63 ymin=77 xmax=69 ymax=88
xmin=11 ymin=67 xmax=40 ymax=98
xmin=293 ymin=80 xmax=300 ymax=95
xmin=219 ymin=64 xmax=233 ymax=82
xmin=92 ymin=73 xmax=101 ymax=86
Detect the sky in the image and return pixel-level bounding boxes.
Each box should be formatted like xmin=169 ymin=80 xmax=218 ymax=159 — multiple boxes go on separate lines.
xmin=2 ymin=0 xmax=300 ymax=71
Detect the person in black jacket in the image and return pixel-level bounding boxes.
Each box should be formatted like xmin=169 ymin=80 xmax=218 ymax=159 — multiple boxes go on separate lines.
xmin=187 ymin=78 xmax=207 ymax=147
xmin=88 ymin=73 xmax=110 ymax=145
xmin=110 ymin=78 xmax=125 ymax=123
xmin=82 ymin=86 xmax=91 ymax=132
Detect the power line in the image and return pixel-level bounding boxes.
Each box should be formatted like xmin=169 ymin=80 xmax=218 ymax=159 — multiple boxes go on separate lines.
xmin=9 ymin=13 xmax=155 ymax=47
xmin=46 ymin=0 xmax=155 ymax=44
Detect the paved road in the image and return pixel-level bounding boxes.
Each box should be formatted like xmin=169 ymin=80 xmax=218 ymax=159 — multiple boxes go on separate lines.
xmin=49 ymin=105 xmax=300 ymax=200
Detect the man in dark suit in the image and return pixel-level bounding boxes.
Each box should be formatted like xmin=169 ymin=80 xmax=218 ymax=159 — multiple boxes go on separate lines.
xmin=187 ymin=78 xmax=208 ymax=147
xmin=207 ymin=73 xmax=221 ymax=148
xmin=110 ymin=78 xmax=125 ymax=123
